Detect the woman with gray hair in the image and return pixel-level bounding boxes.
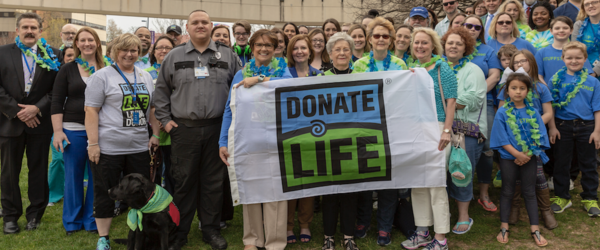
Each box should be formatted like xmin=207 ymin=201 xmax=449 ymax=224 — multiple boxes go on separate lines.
xmin=323 ymin=32 xmax=354 ymax=75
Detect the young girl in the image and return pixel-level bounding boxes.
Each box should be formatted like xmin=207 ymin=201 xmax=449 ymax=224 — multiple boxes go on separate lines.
xmin=497 ymin=50 xmax=557 ymax=229
xmin=548 ymin=41 xmax=600 ymax=217
xmin=491 ymin=73 xmax=550 ymax=247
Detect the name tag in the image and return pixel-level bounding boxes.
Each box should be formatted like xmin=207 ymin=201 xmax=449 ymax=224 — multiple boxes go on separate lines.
xmin=25 ymin=82 xmax=32 ymax=93
xmin=593 ymin=60 xmax=599 ymax=68
xmin=195 ymin=66 xmax=209 ymax=79
xmin=133 ymin=112 xmax=140 ymax=125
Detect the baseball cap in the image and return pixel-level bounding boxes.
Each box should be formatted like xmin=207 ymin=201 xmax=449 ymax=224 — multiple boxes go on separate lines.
xmin=410 ymin=7 xmax=429 ymax=19
xmin=166 ymin=25 xmax=182 ymax=35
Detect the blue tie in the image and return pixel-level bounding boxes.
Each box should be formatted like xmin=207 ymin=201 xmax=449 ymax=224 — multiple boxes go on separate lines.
xmin=485 ymin=14 xmax=494 ymax=42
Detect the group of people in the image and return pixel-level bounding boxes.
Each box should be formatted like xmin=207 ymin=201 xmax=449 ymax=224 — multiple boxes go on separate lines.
xmin=0 ymin=0 xmax=599 ymax=249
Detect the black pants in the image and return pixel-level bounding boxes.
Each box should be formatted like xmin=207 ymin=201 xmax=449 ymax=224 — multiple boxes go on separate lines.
xmin=221 ymin=171 xmax=234 ymax=222
xmin=0 ymin=132 xmax=51 ymax=223
xmin=322 ymin=192 xmax=358 ymax=236
xmin=90 ymin=151 xmax=151 ymax=218
xmin=500 ymin=158 xmax=538 ymax=225
xmin=553 ymin=118 xmax=598 ymax=200
xmin=160 ymin=145 xmax=175 ymax=194
xmin=543 ymin=125 xmax=580 ymax=181
xmin=170 ymin=123 xmax=225 ymax=242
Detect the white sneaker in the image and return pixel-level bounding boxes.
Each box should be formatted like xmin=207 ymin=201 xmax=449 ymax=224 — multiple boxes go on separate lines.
xmin=570 ymin=179 xmax=574 ymax=191
xmin=47 ymin=202 xmax=55 ymax=206
xmin=198 ymin=221 xmax=202 ymax=230
xmin=548 ymin=177 xmax=554 ymax=190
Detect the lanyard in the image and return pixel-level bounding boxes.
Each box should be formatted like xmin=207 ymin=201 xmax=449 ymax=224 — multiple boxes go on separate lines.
xmin=115 ymin=64 xmax=137 ymax=102
xmin=22 ymin=52 xmax=34 ymax=84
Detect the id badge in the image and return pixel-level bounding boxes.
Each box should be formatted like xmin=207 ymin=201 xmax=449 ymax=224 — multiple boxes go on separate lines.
xmin=133 ymin=111 xmax=140 ymax=125
xmin=24 ymin=82 xmax=32 ymax=93
xmin=593 ymin=60 xmax=599 ymax=68
xmin=195 ymin=66 xmax=209 ymax=79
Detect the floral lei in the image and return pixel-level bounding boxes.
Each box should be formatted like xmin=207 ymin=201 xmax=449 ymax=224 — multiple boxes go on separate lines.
xmin=407 ymin=54 xmax=444 ymax=68
xmin=75 ymin=56 xmax=111 ymax=75
xmin=551 ymin=67 xmax=588 ymax=109
xmin=368 ymin=51 xmax=392 ymax=72
xmin=103 ymin=55 xmax=113 ymax=65
xmin=504 ymin=98 xmax=548 ymax=162
xmin=15 ymin=36 xmax=60 ymax=71
xmin=577 ymin=17 xmax=600 ymax=55
xmin=242 ymin=57 xmax=286 ymax=79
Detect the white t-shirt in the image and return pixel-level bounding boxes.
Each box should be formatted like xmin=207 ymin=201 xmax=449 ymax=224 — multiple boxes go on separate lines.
xmin=84 ymin=65 xmax=154 ymax=155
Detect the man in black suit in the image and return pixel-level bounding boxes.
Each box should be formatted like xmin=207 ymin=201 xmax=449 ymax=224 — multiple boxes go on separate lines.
xmin=0 ymin=12 xmax=59 ymax=234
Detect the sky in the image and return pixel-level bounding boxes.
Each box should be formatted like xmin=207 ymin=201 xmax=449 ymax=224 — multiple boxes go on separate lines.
xmin=107 ymin=15 xmax=233 ymax=33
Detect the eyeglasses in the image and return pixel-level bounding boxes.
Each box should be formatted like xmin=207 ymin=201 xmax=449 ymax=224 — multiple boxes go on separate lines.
xmin=333 ymin=48 xmax=351 ymax=53
xmin=514 ymin=59 xmax=528 ymax=65
xmin=234 ymin=32 xmax=249 ymax=37
xmin=372 ymin=34 xmax=390 ymax=40
xmin=584 ymin=0 xmax=600 ymax=7
xmin=312 ymin=39 xmax=325 ymax=44
xmin=155 ymin=46 xmax=173 ymax=52
xmin=120 ymin=49 xmax=139 ymax=55
xmin=62 ymin=32 xmax=76 ymax=36
xmin=443 ymin=1 xmax=456 ymax=6
xmin=254 ymin=43 xmax=274 ymax=49
xmin=464 ymin=23 xmax=483 ymax=31
xmin=497 ymin=20 xmax=513 ymax=26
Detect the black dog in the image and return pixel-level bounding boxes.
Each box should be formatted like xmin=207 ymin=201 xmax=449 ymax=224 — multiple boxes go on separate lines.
xmin=109 ymin=173 xmax=180 ymax=250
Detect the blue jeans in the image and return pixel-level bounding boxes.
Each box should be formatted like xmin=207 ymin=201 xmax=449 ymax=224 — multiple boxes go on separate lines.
xmin=356 ymin=189 xmax=401 ymax=233
xmin=553 ymin=118 xmax=598 ymax=200
xmin=474 ymin=100 xmax=495 ymax=184
xmin=448 ymin=136 xmax=484 ymax=202
xmin=62 ymin=129 xmax=96 ymax=231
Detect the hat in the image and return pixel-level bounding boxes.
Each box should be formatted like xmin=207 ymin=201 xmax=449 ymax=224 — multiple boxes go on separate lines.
xmin=410 ymin=7 xmax=429 ymax=18
xmin=166 ymin=25 xmax=182 ymax=35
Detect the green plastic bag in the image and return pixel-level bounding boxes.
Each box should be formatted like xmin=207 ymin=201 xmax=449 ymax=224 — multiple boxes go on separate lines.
xmin=449 ymin=145 xmax=472 ymax=188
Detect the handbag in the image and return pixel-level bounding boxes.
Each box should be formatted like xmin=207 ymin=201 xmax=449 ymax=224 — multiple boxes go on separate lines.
xmin=452 ymin=103 xmax=486 ymax=143
xmin=438 ymin=67 xmax=471 ymax=183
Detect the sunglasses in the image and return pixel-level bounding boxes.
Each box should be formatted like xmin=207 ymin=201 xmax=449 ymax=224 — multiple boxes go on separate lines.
xmin=373 ymin=34 xmax=390 ymax=40
xmin=443 ymin=1 xmax=456 ymax=6
xmin=463 ymin=23 xmax=483 ymax=31
xmin=497 ymin=20 xmax=513 ymax=26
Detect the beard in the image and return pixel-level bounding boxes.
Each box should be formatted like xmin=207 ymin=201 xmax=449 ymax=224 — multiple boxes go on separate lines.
xmin=62 ymin=39 xmax=72 ymax=46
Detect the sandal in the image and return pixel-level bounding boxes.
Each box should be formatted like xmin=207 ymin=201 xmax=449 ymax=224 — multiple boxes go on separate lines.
xmin=452 ymin=218 xmax=473 ymax=234
xmin=343 ymin=237 xmax=359 ymax=250
xmin=531 ymin=230 xmax=548 ymax=247
xmin=322 ymin=236 xmax=334 ymax=250
xmin=287 ymin=235 xmax=297 ymax=244
xmin=300 ymin=234 xmax=312 ymax=243
xmin=497 ymin=228 xmax=510 ymax=244
xmin=478 ymin=198 xmax=498 ymax=212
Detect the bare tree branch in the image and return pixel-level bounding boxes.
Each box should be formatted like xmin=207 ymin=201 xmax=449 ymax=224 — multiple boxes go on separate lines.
xmin=347 ymin=0 xmax=478 ymax=25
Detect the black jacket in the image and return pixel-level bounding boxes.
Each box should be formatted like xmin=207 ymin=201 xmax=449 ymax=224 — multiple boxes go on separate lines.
xmin=0 ymin=43 xmax=58 ymax=136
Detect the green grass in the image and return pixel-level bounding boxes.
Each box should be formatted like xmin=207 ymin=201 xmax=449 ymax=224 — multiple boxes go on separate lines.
xmin=1 ymin=156 xmax=599 ymax=249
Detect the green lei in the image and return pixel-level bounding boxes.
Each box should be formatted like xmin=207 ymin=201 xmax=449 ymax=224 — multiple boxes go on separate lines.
xmin=551 ymin=67 xmax=588 ymax=109
xmin=407 ymin=55 xmax=444 ymax=68
xmin=16 ymin=37 xmax=60 ymax=71
xmin=241 ymin=57 xmax=284 ymax=79
xmin=504 ymin=100 xmax=542 ymax=156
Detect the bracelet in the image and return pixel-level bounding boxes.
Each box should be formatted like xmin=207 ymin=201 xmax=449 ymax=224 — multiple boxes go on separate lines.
xmin=152 ymin=134 xmax=160 ymax=139
xmin=87 ymin=143 xmax=98 ymax=150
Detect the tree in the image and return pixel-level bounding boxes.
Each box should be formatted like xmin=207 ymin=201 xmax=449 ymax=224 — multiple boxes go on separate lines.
xmin=107 ymin=19 xmax=124 ymax=42
xmin=348 ymin=0 xmax=478 ymax=25
xmin=0 ymin=32 xmax=16 ymax=46
xmin=152 ymin=18 xmax=187 ymax=35
xmin=40 ymin=12 xmax=68 ymax=47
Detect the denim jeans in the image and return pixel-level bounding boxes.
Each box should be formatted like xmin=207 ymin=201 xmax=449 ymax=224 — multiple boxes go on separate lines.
xmin=553 ymin=118 xmax=599 ymax=200
xmin=474 ymin=100 xmax=495 ymax=184
xmin=447 ymin=136 xmax=485 ymax=202
xmin=356 ymin=189 xmax=400 ymax=233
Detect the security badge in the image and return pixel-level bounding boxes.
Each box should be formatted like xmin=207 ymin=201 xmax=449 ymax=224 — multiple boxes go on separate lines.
xmin=215 ymin=52 xmax=221 ymax=60
xmin=195 ymin=56 xmax=209 ymax=79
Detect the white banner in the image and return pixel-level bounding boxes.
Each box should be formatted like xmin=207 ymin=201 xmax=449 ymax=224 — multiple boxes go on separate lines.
xmin=226 ymin=69 xmax=446 ymax=205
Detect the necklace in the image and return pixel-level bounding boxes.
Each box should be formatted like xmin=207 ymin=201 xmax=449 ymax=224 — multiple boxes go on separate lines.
xmin=242 ymin=57 xmax=286 ymax=79
xmin=368 ymin=51 xmax=392 ymax=72
xmin=504 ymin=99 xmax=547 ymax=162
xmin=15 ymin=37 xmax=60 ymax=72
xmin=551 ymin=67 xmax=588 ymax=109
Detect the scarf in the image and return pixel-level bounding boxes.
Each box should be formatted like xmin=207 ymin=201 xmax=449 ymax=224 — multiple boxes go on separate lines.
xmin=127 ymin=185 xmax=173 ymax=231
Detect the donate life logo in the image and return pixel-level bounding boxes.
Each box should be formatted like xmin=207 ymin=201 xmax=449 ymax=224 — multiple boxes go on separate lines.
xmin=275 ymin=80 xmax=391 ymax=192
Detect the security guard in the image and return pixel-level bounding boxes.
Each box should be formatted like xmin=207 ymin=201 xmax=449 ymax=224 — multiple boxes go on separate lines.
xmin=153 ymin=9 xmax=241 ymax=250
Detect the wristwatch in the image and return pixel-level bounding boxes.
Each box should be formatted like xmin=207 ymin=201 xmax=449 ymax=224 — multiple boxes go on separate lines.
xmin=443 ymin=128 xmax=451 ymax=134
xmin=258 ymin=74 xmax=266 ymax=82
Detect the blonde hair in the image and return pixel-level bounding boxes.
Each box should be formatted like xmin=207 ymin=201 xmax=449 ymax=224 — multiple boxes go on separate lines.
xmin=489 ymin=13 xmax=521 ymax=39
xmin=74 ymin=27 xmax=105 ymax=70
xmin=367 ymin=17 xmax=396 ymax=51
xmin=577 ymin=0 xmax=595 ymax=21
xmin=498 ymin=0 xmax=527 ymax=24
xmin=562 ymin=41 xmax=588 ymax=59
xmin=410 ymin=27 xmax=444 ymax=58
xmin=110 ymin=33 xmax=142 ymax=62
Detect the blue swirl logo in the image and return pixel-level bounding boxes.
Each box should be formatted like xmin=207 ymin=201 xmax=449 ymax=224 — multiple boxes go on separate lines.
xmin=310 ymin=120 xmax=327 ymax=137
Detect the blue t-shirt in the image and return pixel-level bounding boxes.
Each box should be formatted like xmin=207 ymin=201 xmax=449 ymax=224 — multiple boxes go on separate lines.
xmin=535 ymin=45 xmax=594 ymax=85
xmin=490 ymin=106 xmax=550 ymax=160
xmin=472 ymin=43 xmax=503 ymax=100
xmin=553 ymin=1 xmax=580 ymax=24
xmin=580 ymin=22 xmax=600 ymax=67
xmin=488 ymin=38 xmax=538 ymax=56
xmin=497 ymin=82 xmax=553 ymax=115
xmin=551 ymin=73 xmax=600 ymax=120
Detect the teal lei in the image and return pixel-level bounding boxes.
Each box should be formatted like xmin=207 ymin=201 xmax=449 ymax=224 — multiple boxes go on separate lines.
xmin=15 ymin=36 xmax=60 ymax=71
xmin=504 ymin=98 xmax=549 ymax=163
xmin=551 ymin=67 xmax=588 ymax=109
xmin=103 ymin=56 xmax=113 ymax=65
xmin=368 ymin=51 xmax=392 ymax=72
xmin=242 ymin=57 xmax=286 ymax=79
